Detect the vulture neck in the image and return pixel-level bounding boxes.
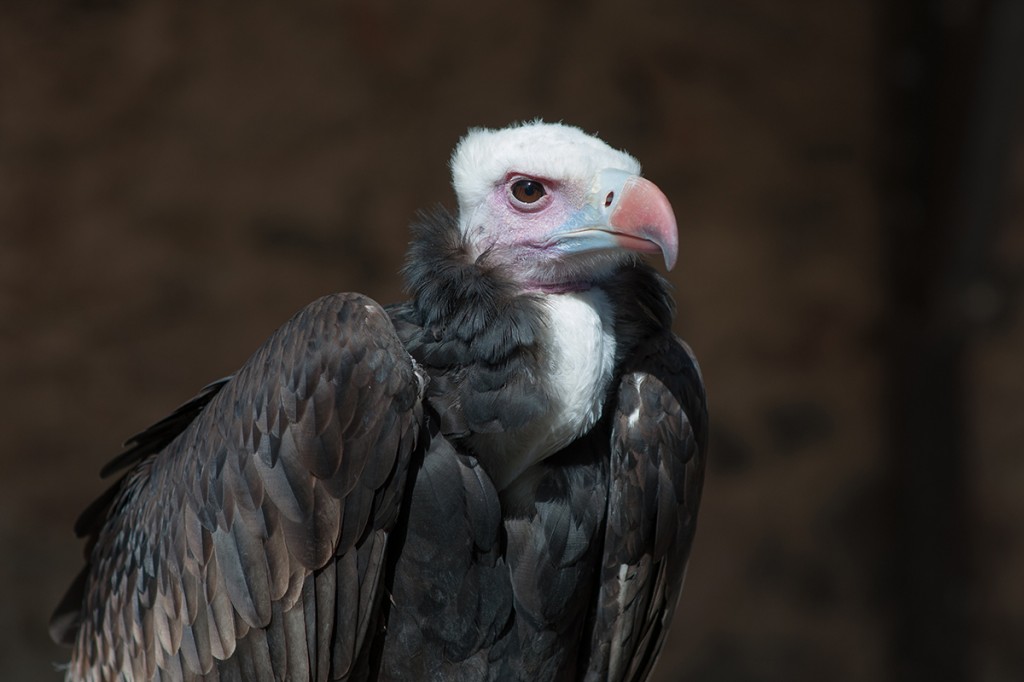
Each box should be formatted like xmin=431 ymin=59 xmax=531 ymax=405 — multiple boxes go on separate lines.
xmin=399 ymin=209 xmax=672 ymax=491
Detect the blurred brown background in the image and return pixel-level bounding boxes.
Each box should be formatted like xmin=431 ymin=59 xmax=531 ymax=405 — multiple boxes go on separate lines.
xmin=3 ymin=1 xmax=1023 ymax=680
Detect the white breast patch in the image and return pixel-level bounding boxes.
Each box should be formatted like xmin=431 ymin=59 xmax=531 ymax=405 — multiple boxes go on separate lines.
xmin=476 ymin=288 xmax=617 ymax=490
xmin=542 ymin=290 xmax=618 ymax=444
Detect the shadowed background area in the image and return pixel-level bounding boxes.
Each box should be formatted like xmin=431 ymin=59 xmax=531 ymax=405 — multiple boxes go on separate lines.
xmin=2 ymin=1 xmax=1022 ymax=680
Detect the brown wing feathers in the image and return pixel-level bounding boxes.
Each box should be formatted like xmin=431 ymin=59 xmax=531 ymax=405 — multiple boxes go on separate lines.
xmin=59 ymin=294 xmax=424 ymax=681
xmin=587 ymin=333 xmax=707 ymax=682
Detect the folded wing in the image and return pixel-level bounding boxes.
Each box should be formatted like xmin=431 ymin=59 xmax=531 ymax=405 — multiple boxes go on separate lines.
xmin=588 ymin=333 xmax=708 ymax=682
xmin=52 ymin=293 xmax=425 ymax=682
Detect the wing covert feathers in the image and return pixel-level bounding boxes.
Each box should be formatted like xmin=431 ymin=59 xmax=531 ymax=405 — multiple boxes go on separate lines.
xmin=587 ymin=333 xmax=708 ymax=682
xmin=58 ymin=293 xmax=425 ymax=681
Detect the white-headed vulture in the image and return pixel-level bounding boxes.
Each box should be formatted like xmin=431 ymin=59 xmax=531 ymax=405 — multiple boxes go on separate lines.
xmin=51 ymin=121 xmax=708 ymax=682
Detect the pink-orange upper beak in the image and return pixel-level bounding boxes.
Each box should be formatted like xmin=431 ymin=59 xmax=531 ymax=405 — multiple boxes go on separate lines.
xmin=607 ymin=174 xmax=678 ymax=270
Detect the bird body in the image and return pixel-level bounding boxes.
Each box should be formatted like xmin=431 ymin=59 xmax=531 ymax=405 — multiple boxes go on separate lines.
xmin=52 ymin=122 xmax=707 ymax=681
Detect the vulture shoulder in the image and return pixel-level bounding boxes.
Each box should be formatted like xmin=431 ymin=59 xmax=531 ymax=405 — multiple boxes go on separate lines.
xmin=51 ymin=292 xmax=426 ymax=682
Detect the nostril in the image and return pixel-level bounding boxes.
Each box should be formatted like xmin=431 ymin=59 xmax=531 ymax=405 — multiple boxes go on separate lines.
xmin=604 ymin=191 xmax=615 ymax=208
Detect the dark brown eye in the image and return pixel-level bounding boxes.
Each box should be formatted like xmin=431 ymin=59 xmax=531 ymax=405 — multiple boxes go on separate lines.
xmin=510 ymin=179 xmax=546 ymax=204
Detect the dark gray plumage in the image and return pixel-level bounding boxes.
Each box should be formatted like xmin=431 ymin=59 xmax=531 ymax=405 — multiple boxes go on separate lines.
xmin=51 ymin=122 xmax=707 ymax=682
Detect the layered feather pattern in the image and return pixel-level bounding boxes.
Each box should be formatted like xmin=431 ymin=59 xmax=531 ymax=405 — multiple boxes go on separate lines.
xmin=56 ymin=294 xmax=424 ymax=681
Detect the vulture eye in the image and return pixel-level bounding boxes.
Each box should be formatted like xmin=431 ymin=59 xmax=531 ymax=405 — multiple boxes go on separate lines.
xmin=510 ymin=179 xmax=546 ymax=205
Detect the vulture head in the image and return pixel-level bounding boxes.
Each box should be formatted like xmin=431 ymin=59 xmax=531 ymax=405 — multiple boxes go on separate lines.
xmin=400 ymin=121 xmax=683 ymax=490
xmin=449 ymin=121 xmax=678 ymax=291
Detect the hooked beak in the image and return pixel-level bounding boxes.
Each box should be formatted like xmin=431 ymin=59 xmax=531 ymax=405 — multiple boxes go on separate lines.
xmin=546 ymin=169 xmax=679 ymax=270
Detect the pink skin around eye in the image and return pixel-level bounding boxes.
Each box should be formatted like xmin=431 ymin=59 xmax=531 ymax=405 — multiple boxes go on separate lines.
xmin=474 ymin=176 xmax=579 ymax=256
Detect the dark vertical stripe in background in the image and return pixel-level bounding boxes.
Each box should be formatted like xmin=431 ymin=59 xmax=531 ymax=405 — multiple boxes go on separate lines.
xmin=877 ymin=1 xmax=1024 ymax=679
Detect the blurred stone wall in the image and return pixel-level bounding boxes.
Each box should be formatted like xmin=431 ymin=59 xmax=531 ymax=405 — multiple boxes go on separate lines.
xmin=1 ymin=1 xmax=1021 ymax=680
